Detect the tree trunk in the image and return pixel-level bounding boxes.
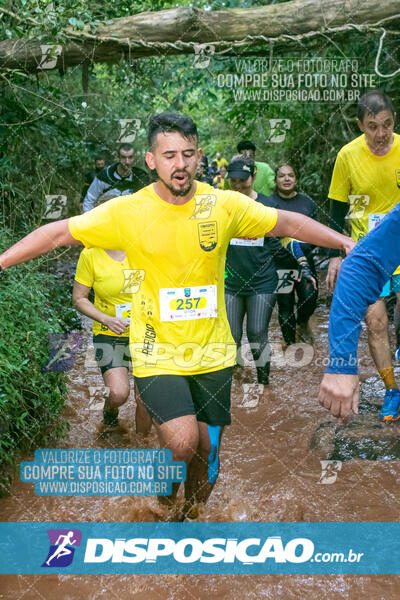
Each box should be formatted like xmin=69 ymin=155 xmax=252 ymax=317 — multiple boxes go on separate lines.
xmin=1 ymin=0 xmax=399 ymax=72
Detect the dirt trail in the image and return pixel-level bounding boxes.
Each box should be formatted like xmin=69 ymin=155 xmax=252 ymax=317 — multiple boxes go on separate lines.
xmin=1 ymin=297 xmax=399 ymax=599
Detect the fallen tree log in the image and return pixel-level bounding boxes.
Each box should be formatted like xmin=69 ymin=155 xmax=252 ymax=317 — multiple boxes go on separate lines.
xmin=0 ymin=0 xmax=399 ymax=72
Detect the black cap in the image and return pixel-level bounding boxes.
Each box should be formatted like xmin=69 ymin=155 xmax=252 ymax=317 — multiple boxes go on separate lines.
xmin=227 ymin=157 xmax=255 ymax=179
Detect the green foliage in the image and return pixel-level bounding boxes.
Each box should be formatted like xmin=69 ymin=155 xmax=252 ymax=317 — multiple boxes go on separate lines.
xmin=1 ymin=1 xmax=399 ymax=232
xmin=0 ymin=230 xmax=81 ymax=494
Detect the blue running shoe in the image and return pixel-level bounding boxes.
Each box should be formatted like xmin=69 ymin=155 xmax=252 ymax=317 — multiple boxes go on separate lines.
xmin=380 ymin=388 xmax=400 ymax=422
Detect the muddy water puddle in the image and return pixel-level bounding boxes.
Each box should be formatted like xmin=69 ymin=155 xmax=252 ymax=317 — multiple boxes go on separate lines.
xmin=1 ymin=303 xmax=399 ymax=598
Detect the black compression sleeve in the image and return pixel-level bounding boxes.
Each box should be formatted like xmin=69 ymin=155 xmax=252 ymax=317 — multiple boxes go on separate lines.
xmin=328 ymin=199 xmax=348 ymax=258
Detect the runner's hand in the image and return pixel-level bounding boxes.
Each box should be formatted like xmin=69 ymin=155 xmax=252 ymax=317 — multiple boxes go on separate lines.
xmin=326 ymin=256 xmax=342 ymax=293
xmin=300 ymin=262 xmax=317 ymax=290
xmin=342 ymin=237 xmax=356 ymax=256
xmin=102 ymin=316 xmax=129 ymax=335
xmin=318 ymin=372 xmax=359 ymax=423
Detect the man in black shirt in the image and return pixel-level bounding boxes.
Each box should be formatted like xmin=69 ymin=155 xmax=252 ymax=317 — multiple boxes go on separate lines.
xmin=83 ymin=143 xmax=150 ymax=212
xmin=268 ymin=164 xmax=318 ymax=345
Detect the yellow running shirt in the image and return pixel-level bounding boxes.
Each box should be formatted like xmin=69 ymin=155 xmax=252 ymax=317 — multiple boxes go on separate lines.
xmin=329 ymin=133 xmax=400 ymax=242
xmin=74 ymin=248 xmax=132 ymax=337
xmin=69 ymin=181 xmax=278 ymax=377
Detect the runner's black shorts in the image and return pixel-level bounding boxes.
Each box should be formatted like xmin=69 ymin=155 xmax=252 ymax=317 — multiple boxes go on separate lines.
xmin=135 ymin=367 xmax=233 ymax=426
xmin=93 ymin=334 xmax=131 ymax=375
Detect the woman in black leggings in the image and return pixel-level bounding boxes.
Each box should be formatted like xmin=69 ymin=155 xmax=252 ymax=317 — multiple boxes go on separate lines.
xmin=268 ymin=164 xmax=318 ymax=345
xmin=225 ymin=157 xmax=279 ymax=385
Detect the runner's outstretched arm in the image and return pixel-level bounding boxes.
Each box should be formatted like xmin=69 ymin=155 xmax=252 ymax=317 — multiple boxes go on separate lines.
xmin=319 ymin=204 xmax=400 ymax=421
xmin=0 ymin=219 xmax=80 ymax=270
xmin=270 ymin=210 xmax=354 ymax=255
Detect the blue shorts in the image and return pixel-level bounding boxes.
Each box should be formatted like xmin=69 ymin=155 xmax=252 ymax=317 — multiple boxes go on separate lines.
xmin=379 ymin=274 xmax=400 ymax=297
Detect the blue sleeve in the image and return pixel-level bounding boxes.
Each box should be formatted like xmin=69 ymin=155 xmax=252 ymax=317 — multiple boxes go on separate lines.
xmin=326 ymin=203 xmax=400 ymax=374
xmin=287 ymin=240 xmax=306 ymax=261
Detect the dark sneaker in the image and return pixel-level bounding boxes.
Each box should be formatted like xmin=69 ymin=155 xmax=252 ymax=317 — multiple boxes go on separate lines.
xmin=380 ymin=388 xmax=400 ymax=422
xmin=103 ymin=406 xmax=119 ymax=427
xmin=256 ymin=363 xmax=270 ymax=385
xmin=296 ymin=322 xmax=314 ymax=345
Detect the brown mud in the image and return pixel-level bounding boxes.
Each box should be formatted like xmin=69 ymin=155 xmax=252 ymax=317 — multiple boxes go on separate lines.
xmin=1 ymin=292 xmax=399 ymax=599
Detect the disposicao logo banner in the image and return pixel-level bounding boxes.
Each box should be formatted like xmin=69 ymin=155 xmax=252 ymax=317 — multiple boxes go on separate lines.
xmin=0 ymin=522 xmax=399 ymax=574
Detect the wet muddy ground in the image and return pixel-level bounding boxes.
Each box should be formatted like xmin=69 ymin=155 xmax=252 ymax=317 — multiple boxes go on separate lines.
xmin=1 ymin=288 xmax=400 ymax=599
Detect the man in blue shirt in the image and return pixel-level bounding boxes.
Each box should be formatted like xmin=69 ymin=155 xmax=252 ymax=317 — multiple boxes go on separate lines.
xmin=319 ymin=203 xmax=400 ymax=421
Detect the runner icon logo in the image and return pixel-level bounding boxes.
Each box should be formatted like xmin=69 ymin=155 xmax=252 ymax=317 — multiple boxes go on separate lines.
xmin=275 ymin=269 xmax=299 ymax=294
xmin=121 ymin=269 xmax=145 ymax=294
xmin=190 ymin=194 xmax=216 ymax=219
xmin=44 ymin=195 xmax=67 ymax=220
xmin=42 ymin=529 xmax=82 ymax=568
xmin=348 ymin=194 xmax=370 ymax=219
xmin=267 ymin=119 xmax=291 ymax=143
xmin=193 ymin=44 xmax=215 ymax=69
xmin=42 ymin=332 xmax=82 ymax=372
xmin=38 ymin=45 xmax=62 ymax=70
xmin=241 ymin=384 xmax=263 ymax=408
xmin=88 ymin=386 xmax=110 ymax=411
xmin=318 ymin=460 xmax=342 ymax=484
xmin=118 ymin=118 xmax=141 ymax=143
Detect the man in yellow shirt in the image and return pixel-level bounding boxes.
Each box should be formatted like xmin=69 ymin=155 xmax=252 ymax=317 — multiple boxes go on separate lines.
xmin=214 ymin=152 xmax=228 ymax=170
xmin=0 ymin=112 xmax=353 ymax=519
xmin=326 ymin=90 xmax=400 ymax=422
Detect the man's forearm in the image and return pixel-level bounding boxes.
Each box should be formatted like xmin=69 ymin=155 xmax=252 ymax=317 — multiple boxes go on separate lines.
xmin=271 ymin=210 xmax=351 ymax=251
xmin=0 ymin=219 xmax=79 ymax=270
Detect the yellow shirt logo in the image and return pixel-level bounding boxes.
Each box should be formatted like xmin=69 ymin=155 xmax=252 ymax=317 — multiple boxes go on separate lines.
xmin=198 ymin=222 xmax=218 ymax=252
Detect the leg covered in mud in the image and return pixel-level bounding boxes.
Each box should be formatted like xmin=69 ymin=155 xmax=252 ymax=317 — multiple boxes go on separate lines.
xmin=135 ymin=369 xmax=232 ymax=518
xmin=182 ymin=423 xmax=223 ymax=518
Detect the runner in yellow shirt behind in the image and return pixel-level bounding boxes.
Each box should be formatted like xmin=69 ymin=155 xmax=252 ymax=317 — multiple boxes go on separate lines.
xmin=73 ymin=247 xmax=152 ymax=432
xmin=326 ymin=90 xmax=400 ymax=422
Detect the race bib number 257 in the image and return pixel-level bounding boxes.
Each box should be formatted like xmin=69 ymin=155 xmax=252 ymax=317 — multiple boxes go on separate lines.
xmin=159 ymin=285 xmax=217 ymax=321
